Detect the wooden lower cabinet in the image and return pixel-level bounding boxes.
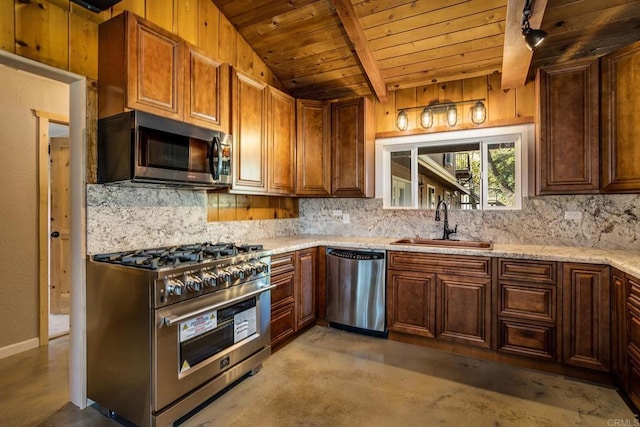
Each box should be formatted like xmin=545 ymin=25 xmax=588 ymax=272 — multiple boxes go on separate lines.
xmin=611 ymin=269 xmax=628 ymax=386
xmin=387 ymin=270 xmax=436 ymax=337
xmin=627 ymin=275 xmax=640 ymax=407
xmin=562 ymin=263 xmax=610 ymax=371
xmin=295 ymin=247 xmax=317 ymax=330
xmin=437 ymin=274 xmax=492 ymax=348
xmin=270 ymin=248 xmax=317 ymax=348
xmin=387 ymin=252 xmax=492 ymax=348
xmin=496 ymin=259 xmax=559 ymax=360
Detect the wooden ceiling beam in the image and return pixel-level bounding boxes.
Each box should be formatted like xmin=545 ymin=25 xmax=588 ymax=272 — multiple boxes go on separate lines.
xmin=501 ymin=0 xmax=548 ymax=89
xmin=331 ymin=0 xmax=388 ymax=103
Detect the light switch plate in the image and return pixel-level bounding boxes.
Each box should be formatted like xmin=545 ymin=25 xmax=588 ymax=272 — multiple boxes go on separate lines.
xmin=332 ymin=210 xmax=342 ymax=217
xmin=564 ymin=211 xmax=583 ymax=221
xmin=342 ymin=213 xmax=350 ymax=224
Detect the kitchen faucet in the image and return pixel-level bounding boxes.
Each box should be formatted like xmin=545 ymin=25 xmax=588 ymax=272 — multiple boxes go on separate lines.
xmin=435 ymin=200 xmax=457 ymax=240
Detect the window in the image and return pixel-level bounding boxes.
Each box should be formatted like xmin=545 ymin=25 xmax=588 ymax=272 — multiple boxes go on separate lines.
xmin=379 ymin=125 xmax=530 ymax=210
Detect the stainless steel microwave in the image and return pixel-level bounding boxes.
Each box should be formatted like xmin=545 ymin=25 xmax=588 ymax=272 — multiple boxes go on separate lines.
xmin=98 ymin=111 xmax=232 ymax=188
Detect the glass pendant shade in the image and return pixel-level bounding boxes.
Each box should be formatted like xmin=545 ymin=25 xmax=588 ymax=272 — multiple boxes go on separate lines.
xmin=471 ymin=101 xmax=486 ymax=125
xmin=446 ymin=105 xmax=457 ymax=127
xmin=396 ymin=110 xmax=409 ymax=131
xmin=420 ymin=107 xmax=433 ymax=128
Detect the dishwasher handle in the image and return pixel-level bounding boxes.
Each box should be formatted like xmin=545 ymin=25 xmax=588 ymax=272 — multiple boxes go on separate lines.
xmin=326 ymin=248 xmax=385 ymax=261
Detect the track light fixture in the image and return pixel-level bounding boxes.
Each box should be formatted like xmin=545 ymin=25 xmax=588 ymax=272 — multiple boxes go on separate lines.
xmin=522 ymin=0 xmax=547 ymax=51
xmin=396 ymin=99 xmax=486 ymax=131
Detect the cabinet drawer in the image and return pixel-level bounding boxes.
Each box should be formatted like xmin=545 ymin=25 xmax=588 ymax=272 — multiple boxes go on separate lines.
xmin=629 ymin=361 xmax=640 ymax=410
xmin=498 ymin=259 xmax=556 ymax=284
xmin=271 ymin=303 xmax=295 ymax=347
xmin=271 ymin=252 xmax=295 ymax=276
xmin=388 ymin=251 xmax=490 ymax=277
xmin=628 ymin=303 xmax=640 ymax=359
xmin=629 ymin=276 xmax=640 ymax=309
xmin=499 ymin=282 xmax=555 ymax=322
xmin=271 ymin=271 xmax=295 ymax=311
xmin=498 ymin=320 xmax=555 ymax=360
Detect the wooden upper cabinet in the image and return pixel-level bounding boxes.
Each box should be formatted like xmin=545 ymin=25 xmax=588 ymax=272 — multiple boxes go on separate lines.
xmin=536 ymin=61 xmax=600 ymax=194
xmin=267 ymin=87 xmax=295 ymax=195
xmin=99 ymin=11 xmax=183 ymax=120
xmin=184 ymin=43 xmax=229 ymax=132
xmin=231 ymin=69 xmax=268 ymax=193
xmin=331 ymin=97 xmax=375 ymax=197
xmin=562 ymin=263 xmax=611 ymax=372
xmin=601 ymin=41 xmax=640 ymax=192
xmin=98 ymin=12 xmax=229 ymax=131
xmin=296 ymin=99 xmax=331 ymax=196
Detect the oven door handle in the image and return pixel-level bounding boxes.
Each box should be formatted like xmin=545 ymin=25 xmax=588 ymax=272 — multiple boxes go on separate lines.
xmin=162 ymin=285 xmax=276 ymax=327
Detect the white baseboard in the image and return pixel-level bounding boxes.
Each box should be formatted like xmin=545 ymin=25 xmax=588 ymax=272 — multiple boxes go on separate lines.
xmin=0 ymin=338 xmax=40 ymax=360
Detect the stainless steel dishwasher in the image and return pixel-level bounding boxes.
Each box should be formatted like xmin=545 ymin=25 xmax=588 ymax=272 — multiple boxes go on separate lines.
xmin=326 ymin=248 xmax=386 ymax=337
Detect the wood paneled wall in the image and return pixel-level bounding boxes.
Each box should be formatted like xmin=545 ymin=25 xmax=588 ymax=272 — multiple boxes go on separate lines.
xmin=375 ymin=74 xmax=535 ymax=136
xmin=208 ymin=194 xmax=298 ymax=222
xmin=1 ymin=0 xmax=292 ymax=221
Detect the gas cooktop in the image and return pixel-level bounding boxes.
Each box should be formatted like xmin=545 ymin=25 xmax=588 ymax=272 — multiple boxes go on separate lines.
xmin=93 ymin=242 xmax=265 ymax=270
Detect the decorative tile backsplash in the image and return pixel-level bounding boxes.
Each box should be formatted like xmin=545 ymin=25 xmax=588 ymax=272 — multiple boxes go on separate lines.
xmin=87 ymin=184 xmax=640 ymax=253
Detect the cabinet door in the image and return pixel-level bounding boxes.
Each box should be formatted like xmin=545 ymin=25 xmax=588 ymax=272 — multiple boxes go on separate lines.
xmin=126 ymin=13 xmax=183 ymax=120
xmin=231 ymin=69 xmax=267 ymax=193
xmin=387 ymin=270 xmax=436 ymax=337
xmin=611 ymin=269 xmax=628 ymax=386
xmin=331 ymin=97 xmax=374 ymax=197
xmin=184 ymin=44 xmax=229 ymax=132
xmin=602 ymin=40 xmax=640 ymax=192
xmin=437 ymin=274 xmax=492 ymax=348
xmin=296 ymin=99 xmax=331 ymax=196
xmin=267 ymin=87 xmax=295 ymax=195
xmin=536 ymin=61 xmax=599 ymax=194
xmin=295 ymin=248 xmax=317 ymax=330
xmin=562 ymin=263 xmax=610 ymax=371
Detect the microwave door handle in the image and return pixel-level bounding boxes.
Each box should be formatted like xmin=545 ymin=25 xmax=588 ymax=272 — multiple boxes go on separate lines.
xmin=210 ymin=136 xmax=220 ymax=180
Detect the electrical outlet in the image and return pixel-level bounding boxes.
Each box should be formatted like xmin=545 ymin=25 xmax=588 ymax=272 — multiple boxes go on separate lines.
xmin=564 ymin=211 xmax=583 ymax=221
xmin=342 ymin=213 xmax=350 ymax=224
xmin=332 ymin=210 xmax=342 ymax=217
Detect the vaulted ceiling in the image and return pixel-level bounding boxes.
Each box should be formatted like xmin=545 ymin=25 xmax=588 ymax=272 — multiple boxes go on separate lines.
xmin=211 ymin=0 xmax=640 ymax=101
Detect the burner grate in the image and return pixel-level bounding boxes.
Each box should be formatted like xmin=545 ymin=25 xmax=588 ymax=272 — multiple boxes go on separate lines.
xmin=93 ymin=242 xmax=266 ymax=269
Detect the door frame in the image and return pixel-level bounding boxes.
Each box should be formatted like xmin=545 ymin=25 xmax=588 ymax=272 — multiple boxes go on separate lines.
xmin=34 ymin=111 xmax=69 ymax=343
xmin=0 ymin=50 xmax=88 ymax=409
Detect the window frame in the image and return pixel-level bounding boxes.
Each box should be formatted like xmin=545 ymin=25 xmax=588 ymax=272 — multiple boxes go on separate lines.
xmin=378 ymin=124 xmax=532 ymax=210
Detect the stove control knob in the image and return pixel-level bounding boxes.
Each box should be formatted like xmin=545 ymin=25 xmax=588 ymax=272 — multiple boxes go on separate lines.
xmin=201 ymin=271 xmax=217 ymax=287
xmin=185 ymin=274 xmax=202 ymax=292
xmin=220 ymin=271 xmax=231 ymax=284
xmin=255 ymin=262 xmax=269 ymax=274
xmin=243 ymin=265 xmax=255 ymax=277
xmin=236 ymin=267 xmax=246 ymax=280
xmin=164 ymin=277 xmax=184 ymax=296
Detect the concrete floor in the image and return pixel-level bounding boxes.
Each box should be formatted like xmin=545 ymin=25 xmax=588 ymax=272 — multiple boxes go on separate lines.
xmin=7 ymin=327 xmax=638 ymax=426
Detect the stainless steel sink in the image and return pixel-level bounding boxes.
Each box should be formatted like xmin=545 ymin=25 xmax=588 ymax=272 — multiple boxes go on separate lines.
xmin=390 ymin=238 xmax=493 ymax=250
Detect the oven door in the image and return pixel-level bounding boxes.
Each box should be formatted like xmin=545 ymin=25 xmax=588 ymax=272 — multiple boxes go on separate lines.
xmin=153 ymin=279 xmax=272 ymax=412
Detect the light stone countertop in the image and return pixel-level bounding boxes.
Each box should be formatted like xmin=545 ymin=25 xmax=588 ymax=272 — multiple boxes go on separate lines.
xmin=257 ymin=235 xmax=640 ymax=279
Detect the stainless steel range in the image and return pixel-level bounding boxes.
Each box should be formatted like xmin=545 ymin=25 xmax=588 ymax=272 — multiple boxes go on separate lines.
xmin=86 ymin=242 xmax=273 ymax=427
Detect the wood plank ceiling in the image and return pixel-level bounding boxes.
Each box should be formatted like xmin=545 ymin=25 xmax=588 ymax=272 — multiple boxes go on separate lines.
xmin=211 ymin=0 xmax=640 ymax=101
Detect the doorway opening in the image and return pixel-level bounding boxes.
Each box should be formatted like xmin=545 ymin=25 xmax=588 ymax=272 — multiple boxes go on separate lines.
xmin=48 ymin=121 xmax=71 ymax=339
xmin=0 ymin=49 xmax=88 ymax=409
